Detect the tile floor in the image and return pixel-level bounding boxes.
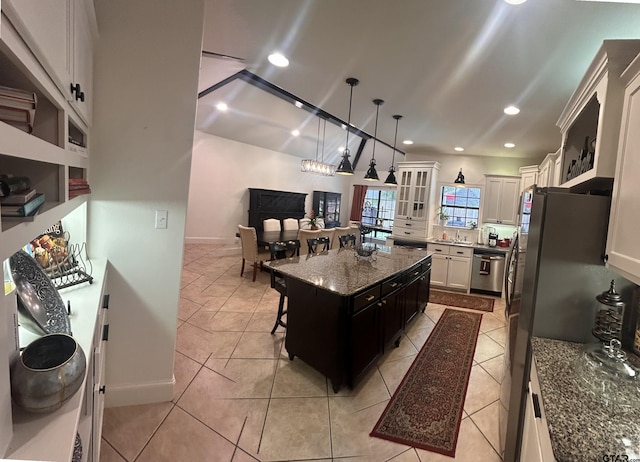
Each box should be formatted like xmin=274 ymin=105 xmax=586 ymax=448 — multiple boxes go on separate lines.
xmin=100 ymin=243 xmax=507 ymax=462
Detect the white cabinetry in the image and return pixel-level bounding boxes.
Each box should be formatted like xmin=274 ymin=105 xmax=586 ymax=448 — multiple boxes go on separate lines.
xmin=483 ymin=176 xmax=519 ymax=225
xmin=606 ymin=52 xmax=640 ymax=286
xmin=519 ymin=165 xmax=539 ymax=193
xmin=520 ymin=359 xmax=556 ymax=462
xmin=392 ymin=161 xmax=440 ymax=242
xmin=556 ymin=40 xmax=640 ymax=189
xmin=3 ymin=0 xmax=95 ymax=126
xmin=537 ymin=151 xmax=558 ymax=188
xmin=427 ymin=243 xmax=472 ymax=291
xmin=0 ymin=1 xmax=102 ymax=459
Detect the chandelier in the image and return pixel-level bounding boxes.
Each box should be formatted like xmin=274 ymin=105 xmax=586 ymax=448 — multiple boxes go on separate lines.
xmin=301 ymin=116 xmax=336 ymax=176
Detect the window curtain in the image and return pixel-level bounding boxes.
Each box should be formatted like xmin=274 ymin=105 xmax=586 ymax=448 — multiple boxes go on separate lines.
xmin=350 ymin=185 xmax=368 ymax=221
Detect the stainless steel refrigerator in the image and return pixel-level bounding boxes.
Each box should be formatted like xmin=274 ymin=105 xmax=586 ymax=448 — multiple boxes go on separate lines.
xmin=499 ymin=186 xmax=632 ymax=462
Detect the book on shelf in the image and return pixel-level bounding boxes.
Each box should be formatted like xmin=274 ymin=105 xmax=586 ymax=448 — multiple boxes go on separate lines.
xmin=69 ymin=188 xmax=91 ymax=198
xmin=1 ymin=193 xmax=45 ymax=217
xmin=0 ymin=84 xmax=37 ymax=133
xmin=0 ymin=187 xmax=37 ymax=205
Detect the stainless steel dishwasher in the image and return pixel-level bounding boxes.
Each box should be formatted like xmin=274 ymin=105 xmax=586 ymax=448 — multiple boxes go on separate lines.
xmin=470 ymin=249 xmax=506 ymax=296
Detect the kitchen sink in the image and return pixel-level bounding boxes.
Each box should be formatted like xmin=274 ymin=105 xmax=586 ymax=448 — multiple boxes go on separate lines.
xmin=432 ymin=239 xmax=475 ymax=246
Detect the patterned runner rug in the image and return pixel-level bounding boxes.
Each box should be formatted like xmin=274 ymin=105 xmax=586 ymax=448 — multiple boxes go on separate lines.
xmin=370 ymin=308 xmax=482 ymax=456
xmin=429 ymin=288 xmax=495 ymax=312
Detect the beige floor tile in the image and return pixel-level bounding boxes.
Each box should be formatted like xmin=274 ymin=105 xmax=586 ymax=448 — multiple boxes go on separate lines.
xmin=463 ymin=364 xmax=500 ymax=415
xmin=329 ymin=398 xmax=410 ymax=460
xmin=202 ymin=295 xmax=230 ymax=311
xmin=232 ymin=449 xmax=261 ymax=462
xmin=271 ymin=356 xmax=328 ymax=397
xmin=183 ymin=358 xmax=278 ymax=399
xmin=479 ymin=354 xmax=505 ymax=383
xmin=469 ymin=400 xmax=502 ymax=455
xmin=172 ymin=350 xmax=201 ymax=402
xmin=480 ymin=313 xmax=506 ymax=333
xmin=473 ymin=333 xmax=504 ymax=363
xmin=178 ymin=297 xmax=201 ymax=321
xmin=425 ymin=303 xmax=446 ymax=323
xmin=102 ymin=401 xmax=173 ymax=461
xmin=203 ymin=282 xmax=242 ymax=299
xmin=180 ymin=269 xmax=201 ymax=288
xmin=189 ymin=310 xmax=253 ymax=332
xmin=486 ymin=326 xmax=506 ymax=347
xmin=331 ymin=368 xmax=391 ymax=411
xmin=136 ymin=406 xmax=236 ymax=462
xmin=245 ymin=311 xmax=279 ymax=332
xmin=231 ymin=332 xmax=285 ymax=359
xmin=388 ymin=449 xmax=422 ymax=461
xmin=180 ymin=284 xmax=225 ymax=306
xmin=377 ymin=355 xmax=417 ymax=395
xmin=378 ymin=334 xmax=419 ymax=364
xmin=99 ymin=439 xmax=126 ymax=462
xmin=258 ymin=397 xmax=331 ymax=461
xmin=404 ymin=323 xmax=434 ymax=351
xmin=175 ymin=322 xmax=241 ymax=363
xmin=415 ymin=417 xmax=501 ymax=461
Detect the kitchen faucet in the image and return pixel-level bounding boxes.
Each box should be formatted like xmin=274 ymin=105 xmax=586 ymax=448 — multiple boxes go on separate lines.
xmin=456 ymin=230 xmax=460 ymax=241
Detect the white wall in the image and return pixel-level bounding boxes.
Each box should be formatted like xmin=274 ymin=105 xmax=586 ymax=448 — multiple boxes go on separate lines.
xmin=186 ymin=131 xmax=353 ymax=243
xmin=89 ymin=0 xmax=205 ymax=406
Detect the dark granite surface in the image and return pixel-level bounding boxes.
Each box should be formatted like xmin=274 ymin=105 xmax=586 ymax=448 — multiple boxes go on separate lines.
xmin=265 ymin=244 xmax=431 ymax=296
xmin=531 ymin=337 xmax=640 ymax=461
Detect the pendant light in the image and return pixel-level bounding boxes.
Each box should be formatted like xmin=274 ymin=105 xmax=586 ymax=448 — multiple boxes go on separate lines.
xmin=364 ymin=99 xmax=383 ymax=181
xmin=384 ymin=114 xmax=402 ymax=185
xmin=301 ymin=116 xmax=335 ymax=176
xmin=454 ymin=169 xmax=466 ymax=184
xmin=336 ymin=77 xmax=359 ymax=175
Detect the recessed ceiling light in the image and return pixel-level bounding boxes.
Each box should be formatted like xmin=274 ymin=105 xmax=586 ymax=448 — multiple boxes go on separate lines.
xmin=339 ymin=146 xmax=345 ymax=153
xmin=504 ymin=142 xmax=516 ymax=148
xmin=454 ymin=146 xmax=464 ymax=152
xmin=403 ymin=140 xmax=414 ymax=145
xmin=268 ymin=52 xmax=289 ymax=67
xmin=294 ymin=101 xmax=303 ymax=108
xmin=216 ymin=102 xmax=228 ymax=111
xmin=505 ymin=0 xmax=527 ymax=4
xmin=504 ymin=105 xmax=520 ymax=115
xmin=291 ymin=129 xmax=300 ymax=137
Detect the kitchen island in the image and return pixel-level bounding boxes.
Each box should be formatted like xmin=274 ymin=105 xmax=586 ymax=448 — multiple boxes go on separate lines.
xmin=266 ymin=244 xmax=432 ymax=392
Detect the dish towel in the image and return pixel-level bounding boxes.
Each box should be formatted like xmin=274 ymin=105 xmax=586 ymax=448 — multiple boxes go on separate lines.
xmin=480 ymin=256 xmax=491 ymax=275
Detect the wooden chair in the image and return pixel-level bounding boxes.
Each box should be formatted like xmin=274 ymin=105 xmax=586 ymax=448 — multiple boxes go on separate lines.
xmin=298 ymin=229 xmax=321 ymax=254
xmin=269 ymin=240 xmax=300 ymax=334
xmin=237 ymin=225 xmax=270 ymax=281
xmin=339 ymin=234 xmax=357 ymax=249
xmin=263 ymin=218 xmax=281 ymax=232
xmin=318 ymin=227 xmax=336 ymax=249
xmin=282 ymin=218 xmax=299 ymax=230
xmin=307 ymin=237 xmax=330 ymax=254
xmin=332 ymin=226 xmax=353 ymax=249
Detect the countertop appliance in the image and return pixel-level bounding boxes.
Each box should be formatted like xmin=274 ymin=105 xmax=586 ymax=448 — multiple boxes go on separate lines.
xmin=471 ymin=249 xmax=505 ymax=296
xmin=488 ymin=227 xmax=498 ymax=247
xmin=499 ymin=186 xmax=634 ymax=462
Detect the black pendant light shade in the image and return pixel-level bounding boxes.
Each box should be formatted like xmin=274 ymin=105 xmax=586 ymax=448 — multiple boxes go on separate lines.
xmin=364 ymin=99 xmax=384 ymax=181
xmin=336 ymin=78 xmax=359 ymax=175
xmin=454 ymin=169 xmax=466 ymax=184
xmin=384 ymin=114 xmax=402 ymax=185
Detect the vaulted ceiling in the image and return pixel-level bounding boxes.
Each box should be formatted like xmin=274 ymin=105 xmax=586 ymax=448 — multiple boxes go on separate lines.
xmin=197 ymin=0 xmax=640 ymax=173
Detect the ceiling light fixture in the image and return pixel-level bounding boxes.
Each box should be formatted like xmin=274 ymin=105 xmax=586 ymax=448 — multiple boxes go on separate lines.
xmin=291 ymin=129 xmax=300 ymax=137
xmin=504 ymin=105 xmax=520 ymax=115
xmin=454 ymin=169 xmax=466 ymax=184
xmin=301 ymin=116 xmax=336 ymax=176
xmin=454 ymin=146 xmax=464 ymax=152
xmin=504 ymin=0 xmax=527 ymax=4
xmin=364 ymin=99 xmax=383 ymax=181
xmin=336 ymin=78 xmax=359 ymax=175
xmin=403 ymin=140 xmax=414 ymax=145
xmin=505 ymin=142 xmax=516 ymax=148
xmin=384 ymin=114 xmax=402 ymax=185
xmin=216 ymin=102 xmax=228 ymax=111
xmin=268 ymin=52 xmax=289 ymax=67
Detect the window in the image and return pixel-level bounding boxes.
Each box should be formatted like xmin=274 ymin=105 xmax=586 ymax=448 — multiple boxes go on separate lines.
xmin=439 ymin=185 xmax=481 ymax=228
xmin=361 ymin=188 xmax=396 ymax=230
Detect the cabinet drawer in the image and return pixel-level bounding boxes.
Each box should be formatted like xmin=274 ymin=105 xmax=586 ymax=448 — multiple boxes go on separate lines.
xmin=427 ymin=243 xmax=450 ymax=254
xmin=381 ymin=274 xmax=404 ymax=296
xmin=405 ymin=263 xmax=423 ymax=282
xmin=449 ymin=246 xmax=473 ymax=258
xmin=394 ymin=219 xmax=427 ymax=230
xmin=353 ymin=285 xmax=380 ymax=313
xmin=393 ymin=226 xmax=425 ymax=239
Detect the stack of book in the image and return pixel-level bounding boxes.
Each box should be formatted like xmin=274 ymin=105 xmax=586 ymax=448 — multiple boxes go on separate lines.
xmin=1 ymin=187 xmax=45 ymax=220
xmin=0 ymin=84 xmax=37 ymax=134
xmin=68 ymin=178 xmax=91 ymax=198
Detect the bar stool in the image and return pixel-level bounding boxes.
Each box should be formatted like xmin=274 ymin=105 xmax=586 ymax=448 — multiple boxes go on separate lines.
xmin=307 ymin=237 xmax=330 ymax=254
xmin=269 ymin=240 xmax=300 ymax=334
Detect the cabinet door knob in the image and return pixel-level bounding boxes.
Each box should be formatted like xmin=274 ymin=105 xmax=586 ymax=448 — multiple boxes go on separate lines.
xmin=70 ymin=83 xmax=85 ymax=102
xmin=99 ymin=385 xmax=106 ymax=394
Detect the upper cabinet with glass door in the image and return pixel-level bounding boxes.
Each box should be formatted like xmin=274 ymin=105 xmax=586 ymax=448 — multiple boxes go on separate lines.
xmin=392 ymin=161 xmax=440 ymax=242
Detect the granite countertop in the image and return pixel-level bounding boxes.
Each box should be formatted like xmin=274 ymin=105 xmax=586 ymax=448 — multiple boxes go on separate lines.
xmin=265 ymin=244 xmax=432 ymax=296
xmin=531 ymin=337 xmax=640 ymax=461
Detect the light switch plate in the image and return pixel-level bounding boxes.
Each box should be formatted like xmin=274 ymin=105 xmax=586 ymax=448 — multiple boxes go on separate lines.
xmin=155 ymin=210 xmax=168 ymax=229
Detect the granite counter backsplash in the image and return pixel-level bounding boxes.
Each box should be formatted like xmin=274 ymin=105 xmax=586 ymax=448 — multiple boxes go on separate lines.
xmin=531 ymin=337 xmax=640 ymax=461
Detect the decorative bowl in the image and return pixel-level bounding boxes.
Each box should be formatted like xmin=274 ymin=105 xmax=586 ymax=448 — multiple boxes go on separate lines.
xmin=355 ymin=245 xmax=376 ymax=257
xmin=10 ymin=333 xmax=86 ymax=413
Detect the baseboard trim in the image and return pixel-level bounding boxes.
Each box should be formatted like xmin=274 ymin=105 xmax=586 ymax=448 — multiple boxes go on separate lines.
xmin=104 ymin=376 xmax=176 ymax=407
